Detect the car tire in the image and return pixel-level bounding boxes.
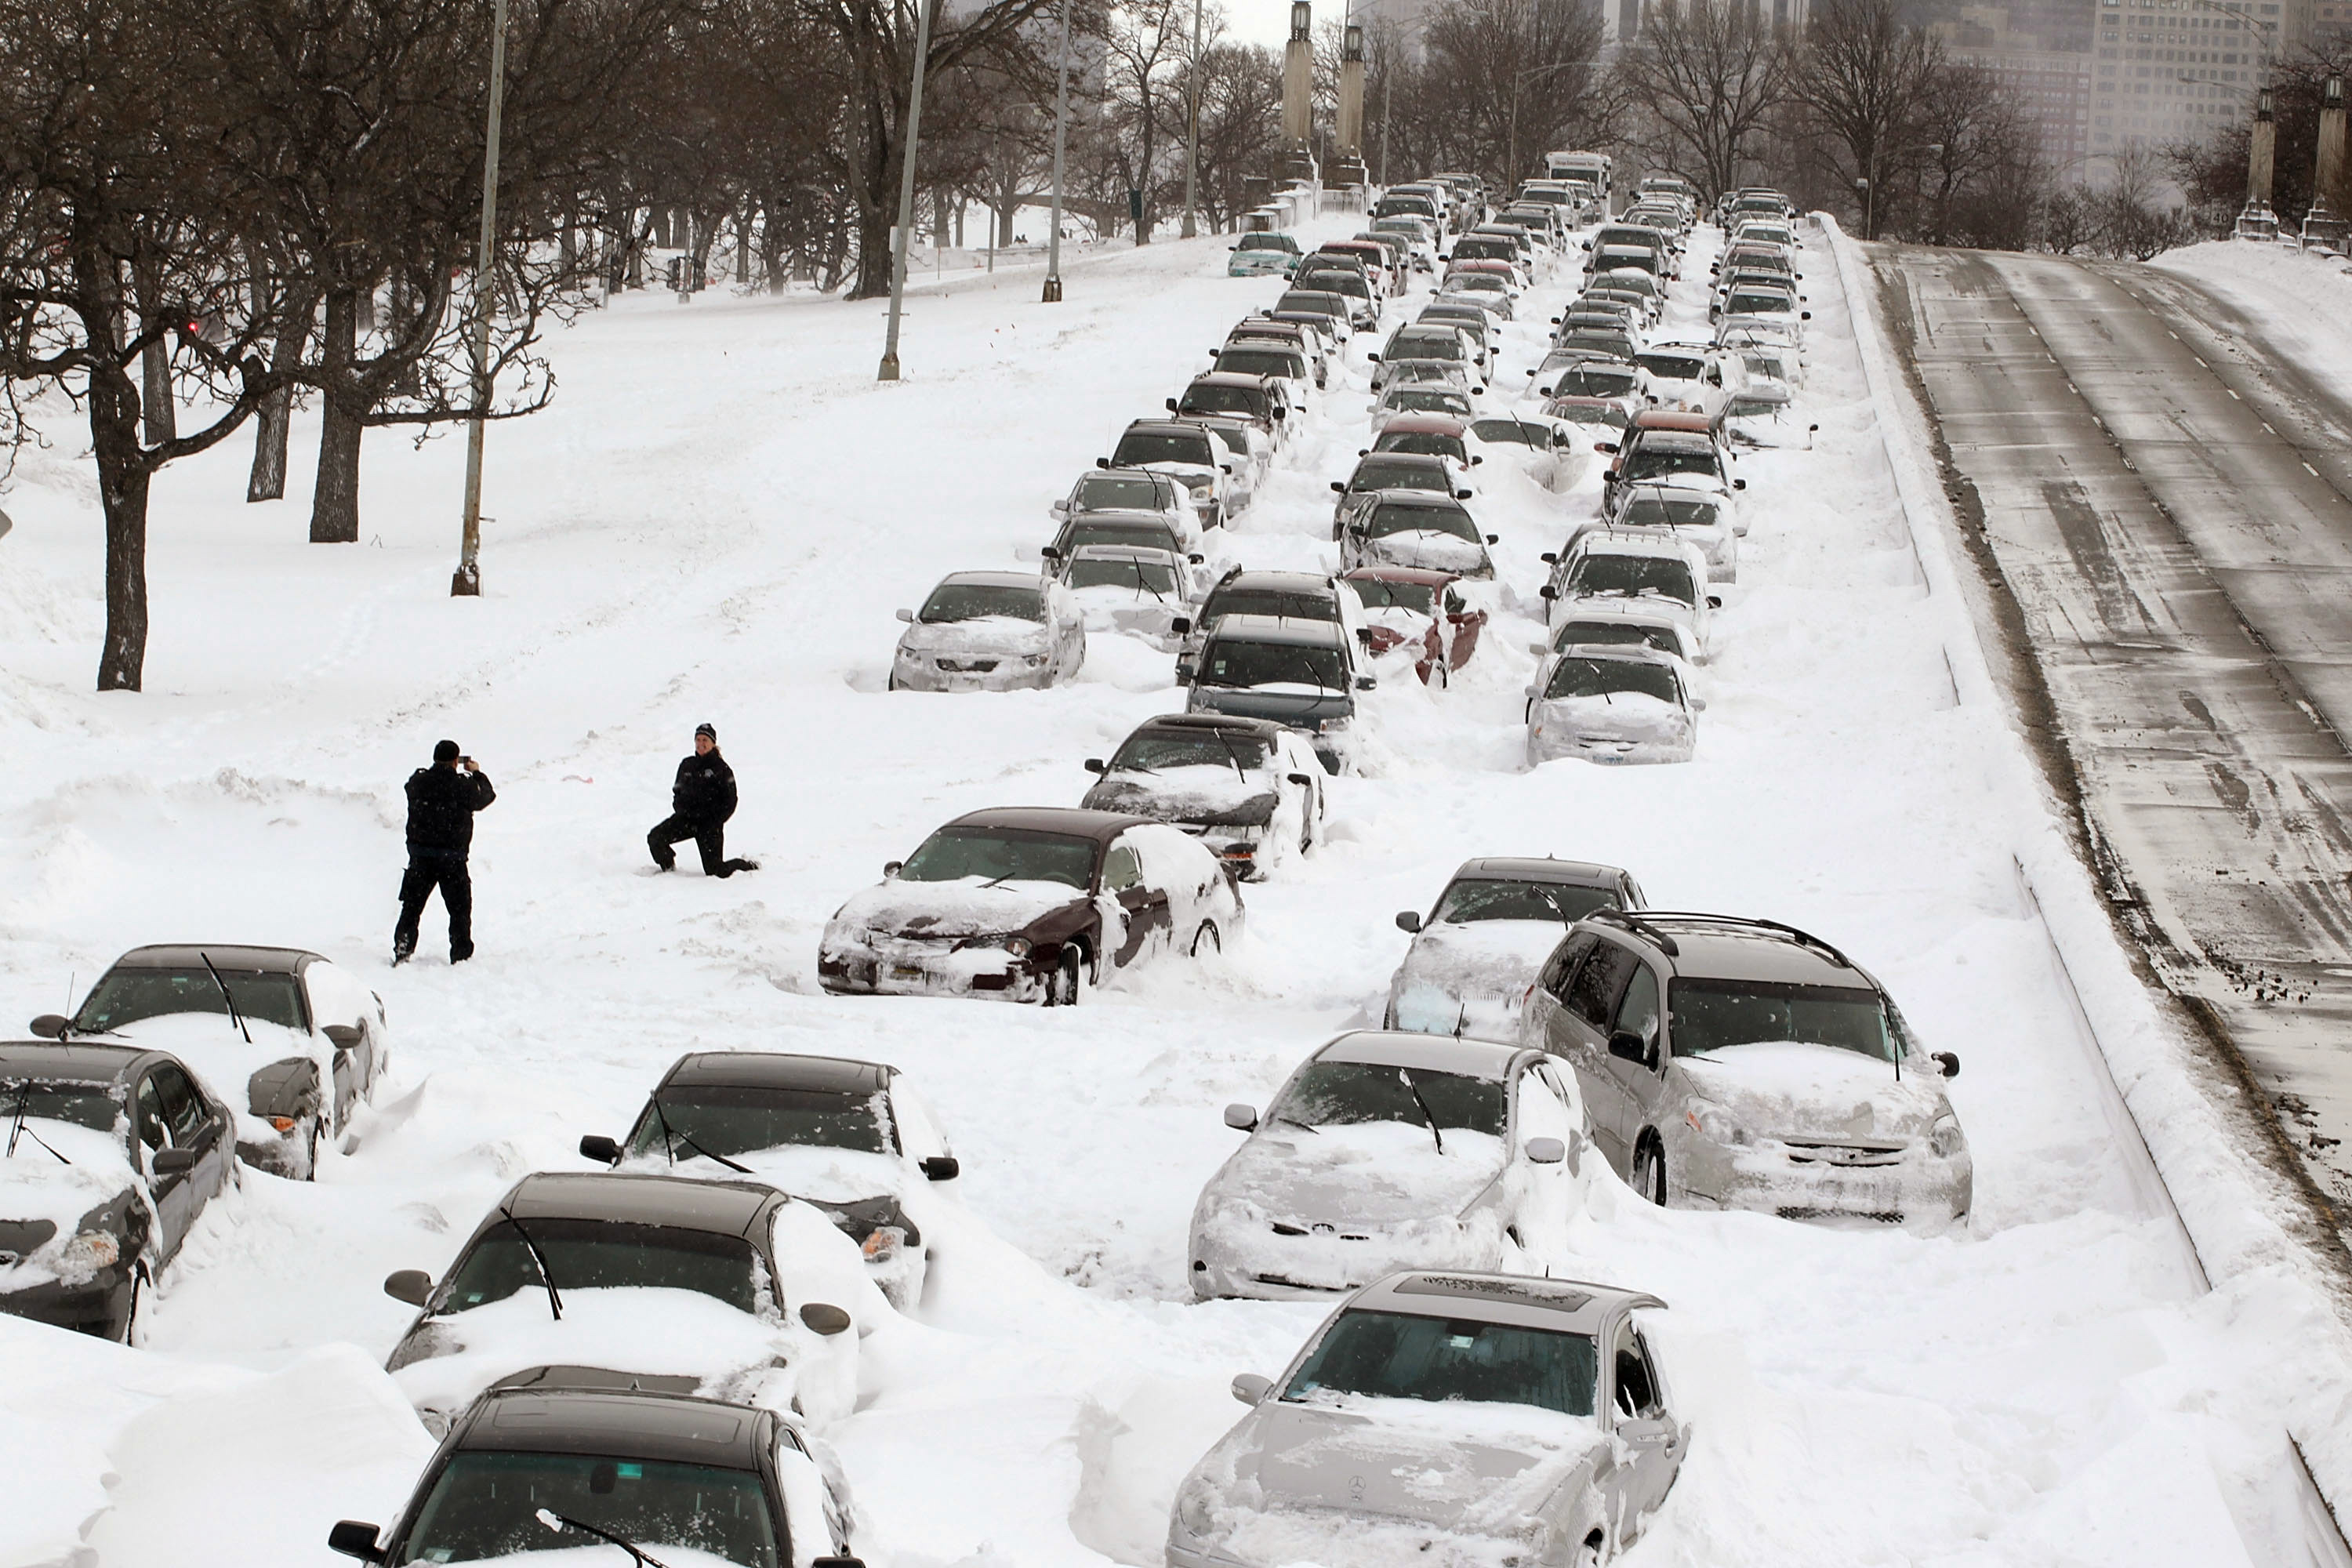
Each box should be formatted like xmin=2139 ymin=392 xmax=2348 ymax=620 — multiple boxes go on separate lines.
xmin=303 ymin=1117 xmax=321 ymax=1181
xmin=1428 ymin=656 xmax=1450 ymax=691
xmin=1191 ymin=920 xmax=1221 ymax=957
xmin=120 ymin=1267 xmax=147 ymax=1347
xmin=1575 ymin=1530 xmax=1606 ymax=1567
xmin=1634 ymin=1138 xmax=1668 ymax=1207
xmin=1048 ymin=948 xmax=1085 ymax=1007
xmin=887 ymin=672 xmax=900 ymax=691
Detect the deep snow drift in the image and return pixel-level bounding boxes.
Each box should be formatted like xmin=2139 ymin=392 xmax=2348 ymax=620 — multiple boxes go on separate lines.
xmin=1 ymin=212 xmax=2347 ymax=1568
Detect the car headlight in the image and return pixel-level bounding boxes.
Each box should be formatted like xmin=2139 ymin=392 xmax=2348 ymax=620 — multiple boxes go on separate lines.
xmin=1685 ymin=1101 xmax=1750 ymax=1145
xmin=895 ymin=644 xmax=920 ymax=661
xmin=1174 ymin=1478 xmax=1220 ymax=1541
xmin=861 ymin=1225 xmax=908 ymax=1264
xmin=55 ymin=1229 xmax=121 ymax=1285
xmin=1023 ymin=653 xmax=1048 ymax=667
xmin=1000 ymin=935 xmax=1033 ymax=959
xmin=1929 ymin=1115 xmax=1965 ymax=1159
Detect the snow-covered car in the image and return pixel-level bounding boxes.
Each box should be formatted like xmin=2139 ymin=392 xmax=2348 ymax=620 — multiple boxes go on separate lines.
xmin=1368 ymin=216 xmax=1438 ymax=271
xmin=1384 ymin=858 xmax=1644 ymax=1035
xmin=1371 ymin=325 xmax=1487 ymax=391
xmin=1040 ymin=510 xmax=1197 ymax=573
xmin=1342 ymin=567 xmax=1486 ymax=687
xmin=1189 ymin=1033 xmax=1592 ymax=1300
xmin=1062 ymin=543 xmax=1201 ymax=647
xmin=1541 ymin=533 xmax=1715 ymax=650
xmin=1530 ymin=354 xmax=1646 ymax=407
xmin=1272 ymin=288 xmax=1355 ymax=343
xmin=578 ymin=1051 xmax=962 ymax=1312
xmin=1467 ymin=413 xmax=1578 ymax=490
xmin=1635 ymin=343 xmax=1727 ymax=413
xmin=1171 ymin=372 xmax=1290 ymax=449
xmin=890 ymin=571 xmax=1085 ymax=693
xmin=1599 ymin=426 xmax=1742 ymax=514
xmin=1526 ymin=644 xmax=1699 ymax=767
xmin=1329 ymin=451 xmax=1470 ymax=539
xmin=380 ymin=1171 xmax=882 ymax=1436
xmin=42 ymin=942 xmax=388 ymax=1180
xmin=1112 ymin=419 xmax=1238 ymax=527
xmin=1520 ymin=909 xmax=1971 ymax=1228
xmin=0 ymin=1040 xmax=236 ymax=1341
xmin=1051 ymin=466 xmax=1198 ymax=547
xmin=1228 ymin=321 xmax=1329 ymax=391
xmin=1541 ymin=395 xmax=1635 ymax=448
xmin=1368 ymin=412 xmax=1476 ymax=469
xmin=1417 ymin=301 xmax=1502 ymax=358
xmin=1367 ymin=383 xmax=1475 ymax=432
xmin=1167 ymin=1271 xmax=1686 ymax=1566
xmin=1720 ymin=383 xmax=1815 ymax=450
xmin=817 ymin=808 xmax=1244 ymax=1004
xmin=1228 ymin=231 xmax=1303 ymax=277
xmin=1182 ymin=615 xmax=1371 ymax=775
xmin=325 ymin=1383 xmax=858 ymax=1568
xmin=1187 ymin=414 xmax=1274 ymax=511
xmin=1528 ymin=605 xmax=1700 ymax=724
xmin=1082 ymin=712 xmax=1325 ymax=879
xmin=1340 ymin=492 xmax=1497 ymax=580
xmin=1292 ymin=264 xmax=1379 ymax=329
xmin=1174 ymin=567 xmax=1366 ymax=666
xmin=1212 ymin=343 xmax=1313 ymax=412
xmin=1596 ymin=485 xmax=1740 ymax=582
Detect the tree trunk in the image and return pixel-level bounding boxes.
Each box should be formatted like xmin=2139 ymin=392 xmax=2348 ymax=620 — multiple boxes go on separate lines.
xmin=248 ymin=275 xmax=304 ymax=503
xmin=736 ymin=203 xmax=753 ymax=284
xmin=309 ymin=288 xmax=364 ymax=544
xmin=87 ymin=360 xmax=153 ymax=691
xmin=132 ymin=262 xmax=176 ymax=446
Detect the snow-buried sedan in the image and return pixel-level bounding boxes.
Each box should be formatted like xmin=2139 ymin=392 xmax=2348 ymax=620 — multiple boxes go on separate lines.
xmin=818 ymin=808 xmax=1243 ymax=1004
xmin=1081 ymin=712 xmax=1326 ymax=880
xmin=1167 ymin=1271 xmax=1686 ymax=1567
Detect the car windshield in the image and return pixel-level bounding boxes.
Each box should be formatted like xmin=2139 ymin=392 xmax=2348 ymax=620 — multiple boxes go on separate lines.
xmin=920 ymin=583 xmax=1043 ymax=623
xmin=396 ymin=1450 xmax=779 ymax=1568
xmin=1639 ymin=354 xmax=1705 ymax=380
xmin=1555 ymin=336 xmax=1630 ymax=360
xmin=1203 ymin=587 xmax=1335 ymax=622
xmin=1553 ymin=619 xmax=1681 ymax=657
xmin=1364 ymin=504 xmax=1478 ymax=543
xmin=1566 ymin=555 xmax=1697 ymax=604
xmin=1276 ymin=292 xmax=1346 ymax=315
xmin=1552 ymin=366 xmax=1637 ymax=399
xmin=76 ymin=967 xmax=307 ymax=1032
xmin=1347 ymin=579 xmax=1437 ymax=614
xmin=1197 ymin=638 xmax=1345 ymax=691
xmin=1620 ymin=493 xmax=1721 ymax=529
xmin=1550 ymin=403 xmax=1629 ymax=430
xmin=1446 ymin=274 xmax=1508 ymax=294
xmin=1376 ymin=433 xmax=1468 ymax=462
xmin=626 ymin=1086 xmax=889 ymax=1160
xmin=897 ymin=827 xmax=1098 ymax=890
xmin=1385 ymin=390 xmax=1472 ymax=416
xmin=1200 ymin=423 xmax=1253 ymax=457
xmin=1283 ymin=1308 xmax=1599 ymax=1418
xmin=1452 ymin=238 xmax=1514 ymax=259
xmin=1433 ymin=878 xmax=1619 ymax=924
xmin=437 ymin=1219 xmax=762 ymax=1315
xmin=1066 ymin=556 xmax=1180 ymax=595
xmin=1543 ymin=655 xmax=1680 ymax=704
xmin=1110 ymin=731 xmax=1271 ymax=771
xmin=1275 ymin=1061 xmax=1506 ymax=1134
xmin=1181 ymin=384 xmax=1263 ymax=416
xmin=1472 ymin=419 xmax=1543 ymax=446
xmin=1075 ymin=474 xmax=1168 ymax=512
xmin=1238 ymin=234 xmax=1295 ymax=251
xmin=1351 ymin=459 xmax=1449 ymax=492
xmin=1669 ymin=978 xmax=1898 ymax=1062
xmin=1115 ymin=432 xmax=1215 ymax=466
xmin=1388 ymin=333 xmax=1462 ymax=361
xmin=1726 ymin=397 xmax=1784 ymax=419
xmin=1219 ymin=351 xmax=1298 ymax=378
xmin=1729 ymin=293 xmax=1791 ymax=314
xmin=1626 ymin=447 xmax=1720 ymax=484
xmin=1298 ymin=270 xmax=1369 ymax=299
xmin=1065 ymin=521 xmax=1181 ymax=555
xmin=0 ymin=1080 xmax=120 ymax=1134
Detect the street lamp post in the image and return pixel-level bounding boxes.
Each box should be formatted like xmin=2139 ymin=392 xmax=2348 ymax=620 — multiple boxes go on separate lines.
xmin=1854 ymin=175 xmax=1872 ymax=240
xmin=878 ymin=0 xmax=938 ymax=382
xmin=1504 ymin=60 xmax=1582 ymax=191
xmin=1181 ymin=0 xmax=1204 ymax=238
xmin=452 ymin=0 xmax=509 ymax=598
xmin=1043 ymin=0 xmax=1072 ymax=302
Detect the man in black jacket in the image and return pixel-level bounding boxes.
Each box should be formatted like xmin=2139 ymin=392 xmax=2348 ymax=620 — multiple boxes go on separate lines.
xmin=394 ymin=740 xmax=497 ymax=964
xmin=648 ymin=723 xmax=760 ymax=877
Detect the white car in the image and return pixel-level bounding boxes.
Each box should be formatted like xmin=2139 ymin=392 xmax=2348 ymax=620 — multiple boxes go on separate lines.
xmin=1051 ymin=466 xmax=1198 ymax=546
xmin=1541 ymin=532 xmax=1715 ymax=651
xmin=1634 ymin=342 xmax=1731 ymax=414
xmin=1368 ymin=383 xmax=1475 ymax=432
xmin=379 ymin=1171 xmax=884 ymax=1437
xmin=1080 ymin=711 xmax=1327 ymax=880
xmin=1720 ymin=383 xmax=1815 ymax=451
xmin=891 ymin=571 xmax=1085 ymax=692
xmin=1597 ymin=482 xmax=1740 ymax=583
xmin=1466 ymin=413 xmax=1579 ymax=491
xmin=1188 ymin=414 xmax=1274 ymax=513
xmin=579 ymin=1052 xmax=964 ymax=1312
xmin=1385 ymin=858 xmax=1645 ymax=1036
xmin=1188 ymin=1032 xmax=1593 ymax=1299
xmin=1528 ymin=604 xmax=1702 ymax=721
xmin=1063 ymin=543 xmax=1202 ymax=648
xmin=1527 ymin=644 xmax=1700 ymax=767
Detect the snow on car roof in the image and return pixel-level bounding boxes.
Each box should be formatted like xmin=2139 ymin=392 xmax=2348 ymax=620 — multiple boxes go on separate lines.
xmin=1344 ymin=565 xmax=1457 ymax=585
xmin=1609 ymin=913 xmax=1873 ymax=985
xmin=662 ymin=1052 xmax=892 ymax=1094
xmin=1453 ymin=856 xmax=1625 ymax=887
xmin=502 ymin=1171 xmax=781 ymax=1235
xmin=1353 ymin=1270 xmax=1664 ymax=1334
xmin=1205 ymin=613 xmax=1346 ymax=648
xmin=938 ymin=570 xmax=1045 ymax=590
xmin=0 ymin=1041 xmax=143 ymax=1083
xmin=1377 ymin=415 xmax=1467 ymax=437
xmin=1313 ymin=1029 xmax=1524 ymax=1078
xmin=1578 ymin=533 xmax=1700 ymax=559
xmin=106 ymin=944 xmax=315 ymax=972
xmin=1131 ymin=712 xmax=1290 ymax=738
xmin=946 ymin=805 xmax=1141 ymax=840
xmin=459 ymin=1386 xmax=768 ymax=1465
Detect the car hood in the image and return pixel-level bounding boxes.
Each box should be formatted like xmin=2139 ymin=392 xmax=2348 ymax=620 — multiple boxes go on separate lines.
xmin=1675 ymin=1040 xmax=1951 ymax=1139
xmin=897 ymin=617 xmax=1051 ymax=655
xmin=1083 ymin=765 xmax=1277 ymax=827
xmin=1203 ymin=1120 xmax=1504 ymax=1230
xmin=1136 ymin=460 xmax=1219 ymax=488
xmin=96 ymin=1012 xmax=328 ymax=1146
xmin=646 ymin=1144 xmax=907 ymax=1210
xmin=1361 ymin=534 xmax=1491 ymax=576
xmin=829 ymin=877 xmax=1083 ymax=941
xmin=1530 ymin=691 xmax=1690 ymax=741
xmin=0 ymin=1122 xmax=139 ymax=1284
xmin=1195 ymin=1395 xmax=1603 ymax=1547
xmin=1391 ymin=920 xmax=1573 ymax=1033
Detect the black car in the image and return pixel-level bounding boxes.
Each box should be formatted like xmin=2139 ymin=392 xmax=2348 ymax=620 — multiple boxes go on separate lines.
xmin=328 ymin=1382 xmax=862 ymax=1568
xmin=0 ymin=1040 xmax=236 ymax=1340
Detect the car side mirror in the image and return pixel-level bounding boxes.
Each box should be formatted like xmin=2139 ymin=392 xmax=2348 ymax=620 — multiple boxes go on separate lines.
xmin=1595 ymin=441 xmax=1617 ymax=454
xmin=1395 ymin=910 xmax=1423 ymax=933
xmin=1096 ymin=456 xmax=1111 ymax=469
xmin=383 ymin=1269 xmax=433 ymax=1307
xmin=1537 ymin=385 xmax=1552 ymax=396
xmin=1471 ymin=386 xmax=1483 ymax=395
xmin=812 ymin=1558 xmax=869 ymax=1568
xmin=920 ymin=1155 xmax=962 ymax=1181
xmin=323 ymin=1023 xmax=363 ymax=1050
xmin=1357 ymin=448 xmax=1369 ymax=456
xmin=152 ymin=1147 xmax=197 ymax=1175
xmin=1527 ymin=641 xmax=1551 ymax=655
xmin=1355 ymin=675 xmax=1377 ymax=691
xmin=1051 ymin=499 xmax=1069 ymax=517
xmin=1367 ymin=352 xmax=1381 ymax=362
xmin=1232 ymin=1372 xmax=1273 ymax=1405
xmin=1224 ymin=1103 xmax=1258 ymax=1131
xmin=328 ymin=1521 xmax=386 ymax=1563
xmin=1459 ymin=490 xmax=1476 ymax=502
xmin=1539 ymin=585 xmax=1559 ymax=601
xmin=579 ymin=1134 xmax=622 ymax=1165
xmin=1485 ymin=533 xmax=1499 ymax=544
xmin=1732 ymin=478 xmax=1745 ymax=490
xmin=1692 ymin=695 xmax=1708 ymax=713
xmin=1607 ymin=1030 xmax=1648 ymax=1063
xmin=1933 ymin=1051 xmax=1961 ymax=1078
xmin=1287 ymin=772 xmax=1313 ymax=786
xmin=1174 ymin=662 xmax=1196 ymax=684
xmin=799 ymin=1302 xmax=853 ymax=1336
xmin=1188 ymin=553 xmax=1204 ymax=564
xmin=1470 ymin=455 xmax=1483 ymax=465
xmin=28 ymin=1014 xmax=67 ymax=1039
xmin=1707 ymin=594 xmax=1724 ymax=609
xmin=1165 ymin=397 xmax=1179 ymax=412
xmin=1083 ymin=757 xmax=1108 ymax=775
xmin=1171 ymin=616 xmax=1192 ymax=634
xmin=1801 ymin=311 xmax=1811 ymax=321
xmin=1526 ymin=1136 xmax=1566 ymax=1165
xmin=1330 ymin=481 xmax=1345 ymax=493
xmin=1539 ymin=551 xmax=1559 ymax=564
xmin=894 ymin=607 xmax=914 ymax=623
xmin=883 ymin=860 xmax=903 ymax=877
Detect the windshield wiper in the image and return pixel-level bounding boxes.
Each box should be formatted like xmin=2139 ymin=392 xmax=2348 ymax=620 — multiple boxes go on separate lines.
xmin=1289 ymin=655 xmax=1341 ymax=693
xmin=651 ymin=1100 xmax=750 ymax=1174
xmin=1397 ymin=1069 xmax=1446 ymax=1155
xmin=535 ymin=1509 xmax=671 ymax=1568
xmin=1210 ymin=729 xmax=1253 ymax=782
xmin=198 ymin=952 xmax=253 ymax=1045
xmin=499 ymin=1208 xmax=564 ymax=1320
xmin=1271 ymin=1112 xmax=1321 ymax=1134
xmin=5 ymin=1082 xmax=70 ymax=1165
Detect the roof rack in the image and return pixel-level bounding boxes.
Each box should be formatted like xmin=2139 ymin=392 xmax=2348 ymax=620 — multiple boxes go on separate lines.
xmin=1629 ymin=911 xmax=1855 ymax=970
xmin=1586 ymin=906 xmax=1678 ymax=956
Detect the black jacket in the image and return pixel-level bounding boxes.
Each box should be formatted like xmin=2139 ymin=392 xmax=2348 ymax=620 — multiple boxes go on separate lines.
xmin=672 ymin=752 xmax=738 ymax=824
xmin=405 ymin=764 xmax=496 ymax=854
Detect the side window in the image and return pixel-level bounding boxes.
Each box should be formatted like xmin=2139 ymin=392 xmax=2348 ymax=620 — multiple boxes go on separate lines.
xmin=153 ymin=1065 xmax=209 ymax=1143
xmin=1102 ymin=844 xmax=1143 ymax=893
xmin=1514 ymin=1064 xmax=1579 ymax=1143
xmin=135 ymin=1076 xmax=168 ymax=1152
xmin=1613 ymin=1319 xmax=1661 ymax=1418
xmin=1538 ymin=932 xmax=1599 ymax=1002
xmin=1614 ymin=966 xmax=1662 ymax=1051
xmin=1566 ymin=941 xmax=1639 ymax=1031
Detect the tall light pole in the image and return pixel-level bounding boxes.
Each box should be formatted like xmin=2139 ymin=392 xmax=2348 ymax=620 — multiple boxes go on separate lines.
xmin=1044 ymin=0 xmax=1072 ymax=300
xmin=1181 ymin=0 xmax=1204 ymax=237
xmin=878 ymin=0 xmax=938 ymax=381
xmin=452 ymin=0 xmax=508 ymax=598
xmin=1504 ymin=60 xmax=1581 ymax=194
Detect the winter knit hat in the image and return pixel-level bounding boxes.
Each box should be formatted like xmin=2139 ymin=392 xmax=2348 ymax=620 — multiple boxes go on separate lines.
xmin=434 ymin=739 xmax=461 ymax=763
xmin=695 ymin=723 xmax=717 ymax=742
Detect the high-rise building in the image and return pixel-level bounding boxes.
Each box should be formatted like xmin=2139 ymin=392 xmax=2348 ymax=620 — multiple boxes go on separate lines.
xmin=2089 ymin=0 xmax=2306 ymax=155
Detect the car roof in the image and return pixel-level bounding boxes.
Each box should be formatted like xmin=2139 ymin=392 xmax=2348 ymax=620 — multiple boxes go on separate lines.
xmin=1364 ymin=490 xmax=1471 ymax=514
xmin=1356 ymin=453 xmax=1452 ymax=475
xmin=454 ymin=1387 xmax=770 ymax=1468
xmin=1189 ymin=371 xmax=1271 ymax=390
xmin=1588 ymin=910 xmax=1875 ymax=986
xmin=1343 ymin=564 xmax=1457 ymax=586
xmin=1069 ymin=543 xmax=1183 ymax=562
xmin=1128 ymin=712 xmax=1291 ymax=739
xmin=1450 ymin=856 xmax=1627 ymax=887
xmin=1550 ymin=642 xmax=1681 ymax=672
xmin=1580 ymin=533 xmax=1699 ymax=559
xmin=943 ymin=805 xmax=1141 ymax=841
xmin=1634 ymin=412 xmax=1715 ymax=433
xmin=503 ymin=1171 xmax=782 ymax=1235
xmin=1554 ymin=604 xmax=1690 ymax=636
xmin=1067 ymin=508 xmax=1182 ymax=527
xmin=1121 ymin=419 xmax=1216 ymax=440
xmin=1377 ymin=415 xmax=1467 ymax=436
xmin=936 ymin=570 xmax=1044 ymax=591
xmin=1348 ymin=1270 xmax=1664 ymax=1334
xmin=658 ymin=1052 xmax=892 ymax=1095
xmin=1212 ymin=569 xmax=1334 ymax=595
xmin=102 ymin=944 xmax=315 ymax=973
xmin=1312 ymin=1029 xmax=1529 ymax=1078
xmin=0 ymin=1041 xmax=146 ymax=1083
xmin=1203 ymin=612 xmax=1345 ymax=647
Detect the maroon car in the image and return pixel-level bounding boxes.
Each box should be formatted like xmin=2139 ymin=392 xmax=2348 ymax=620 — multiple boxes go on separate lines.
xmin=1342 ymin=566 xmax=1487 ymax=687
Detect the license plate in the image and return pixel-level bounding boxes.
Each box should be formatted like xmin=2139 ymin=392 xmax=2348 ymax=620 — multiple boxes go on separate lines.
xmin=890 ymin=965 xmax=925 ymax=980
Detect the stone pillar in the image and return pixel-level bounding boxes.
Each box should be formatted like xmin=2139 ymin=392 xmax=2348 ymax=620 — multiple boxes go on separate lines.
xmin=1338 ymin=24 xmax=1365 ymax=156
xmin=2305 ymin=75 xmax=2349 ymax=252
xmin=1283 ymin=0 xmax=1313 ymax=147
xmin=2239 ymin=87 xmax=2279 ymax=239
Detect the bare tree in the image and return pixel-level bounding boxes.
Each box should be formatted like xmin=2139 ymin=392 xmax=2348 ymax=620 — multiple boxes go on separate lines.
xmin=1102 ymin=0 xmax=1188 ymax=241
xmin=1618 ymin=0 xmax=1793 ymax=198
xmin=1791 ymin=0 xmax=1939 ymax=237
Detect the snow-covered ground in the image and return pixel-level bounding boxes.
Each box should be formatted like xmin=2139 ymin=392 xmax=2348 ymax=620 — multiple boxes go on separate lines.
xmin=2 ymin=208 xmax=2347 ymax=1567
xmin=2158 ymin=238 xmax=2352 ymax=404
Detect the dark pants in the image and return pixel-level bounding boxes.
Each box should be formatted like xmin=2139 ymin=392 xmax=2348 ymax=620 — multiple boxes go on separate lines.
xmin=395 ymin=851 xmax=474 ymax=960
xmin=648 ymin=814 xmax=751 ymax=877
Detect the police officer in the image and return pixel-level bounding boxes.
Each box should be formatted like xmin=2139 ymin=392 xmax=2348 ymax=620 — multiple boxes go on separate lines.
xmin=395 ymin=740 xmax=496 ymax=964
xmin=648 ymin=723 xmax=759 ymax=877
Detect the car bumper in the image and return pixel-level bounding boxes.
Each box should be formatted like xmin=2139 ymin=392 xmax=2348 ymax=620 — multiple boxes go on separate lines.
xmin=818 ymin=939 xmax=1049 ymax=1002
xmin=1189 ymin=1217 xmax=1495 ymax=1301
xmin=892 ymin=661 xmax=1057 ymax=692
xmin=1527 ymin=731 xmax=1693 ymax=766
xmin=1680 ymin=1143 xmax=1973 ymax=1231
xmin=0 ymin=1269 xmax=135 ymax=1339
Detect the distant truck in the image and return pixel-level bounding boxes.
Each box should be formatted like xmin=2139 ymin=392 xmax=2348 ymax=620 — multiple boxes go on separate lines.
xmin=1546 ymin=150 xmax=1613 ymax=200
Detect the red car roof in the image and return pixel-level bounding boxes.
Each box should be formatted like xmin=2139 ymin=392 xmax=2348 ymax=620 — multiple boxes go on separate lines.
xmin=1379 ymin=414 xmax=1468 ymax=436
xmin=1343 ymin=564 xmax=1459 ymax=586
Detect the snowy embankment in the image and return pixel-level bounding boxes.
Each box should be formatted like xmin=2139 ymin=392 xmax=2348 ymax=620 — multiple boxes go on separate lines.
xmin=2157 ymin=239 xmax=2352 ymax=407
xmin=0 ymin=201 xmax=2344 ymax=1567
